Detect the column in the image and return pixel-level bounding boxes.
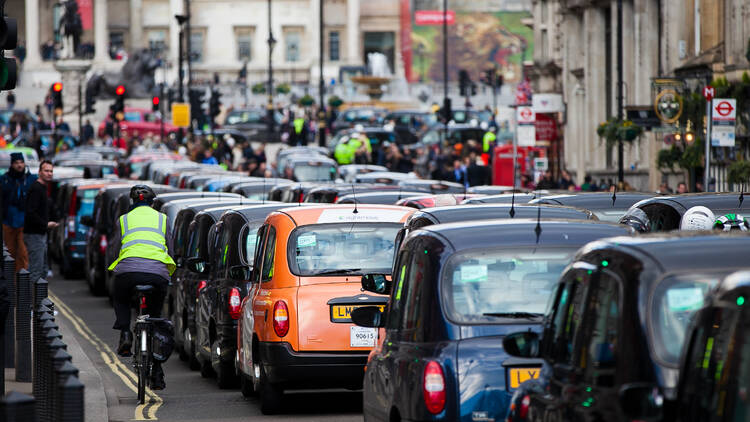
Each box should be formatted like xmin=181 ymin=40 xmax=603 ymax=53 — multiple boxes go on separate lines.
xmin=94 ymin=0 xmax=109 ymax=62
xmin=130 ymin=0 xmax=143 ymax=51
xmin=584 ymin=7 xmax=606 ymax=170
xmin=311 ymin=0 xmax=321 ymax=79
xmin=347 ymin=0 xmax=360 ymax=65
xmin=24 ymin=0 xmax=41 ymax=65
xmin=169 ymin=0 xmax=183 ymax=80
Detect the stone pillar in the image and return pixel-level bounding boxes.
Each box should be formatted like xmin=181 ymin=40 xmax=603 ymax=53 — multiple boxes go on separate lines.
xmin=311 ymin=0 xmax=321 ymax=79
xmin=130 ymin=0 xmax=143 ymax=51
xmin=24 ymin=0 xmax=42 ymax=65
xmin=584 ymin=7 xmax=607 ymax=172
xmin=93 ymin=0 xmax=109 ymax=62
xmin=169 ymin=0 xmax=183 ymax=83
xmin=347 ymin=0 xmax=360 ymax=65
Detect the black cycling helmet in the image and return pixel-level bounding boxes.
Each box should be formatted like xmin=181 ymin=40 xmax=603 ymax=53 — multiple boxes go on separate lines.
xmin=619 ymin=207 xmax=651 ymax=233
xmin=130 ymin=184 xmax=156 ymax=205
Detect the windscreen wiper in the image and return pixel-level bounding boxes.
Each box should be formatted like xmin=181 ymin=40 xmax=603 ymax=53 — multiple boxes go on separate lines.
xmin=309 ymin=268 xmax=362 ymax=276
xmin=482 ymin=312 xmax=543 ymax=319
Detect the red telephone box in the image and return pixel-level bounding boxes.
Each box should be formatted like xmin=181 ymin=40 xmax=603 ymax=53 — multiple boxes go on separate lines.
xmin=492 ymin=145 xmax=546 ymax=186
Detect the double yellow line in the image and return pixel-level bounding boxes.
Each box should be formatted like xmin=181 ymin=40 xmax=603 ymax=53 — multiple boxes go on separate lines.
xmin=50 ymin=292 xmax=163 ymax=420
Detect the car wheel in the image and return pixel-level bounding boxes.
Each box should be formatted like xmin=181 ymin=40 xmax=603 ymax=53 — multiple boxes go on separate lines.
xmin=258 ymin=364 xmax=283 ymax=415
xmin=199 ymin=359 xmax=214 ymax=378
xmin=60 ymin=253 xmax=73 ymax=279
xmin=240 ymin=374 xmax=255 ymax=397
xmin=185 ymin=329 xmax=200 ymax=370
xmin=212 ymin=340 xmax=238 ymax=389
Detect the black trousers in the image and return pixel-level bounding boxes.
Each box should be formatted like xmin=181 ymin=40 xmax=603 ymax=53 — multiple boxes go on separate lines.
xmin=113 ymin=272 xmax=168 ymax=331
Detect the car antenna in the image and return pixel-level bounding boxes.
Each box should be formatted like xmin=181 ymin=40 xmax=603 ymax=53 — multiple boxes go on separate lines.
xmin=398 ymin=186 xmax=402 ymax=201
xmin=509 ymin=190 xmax=516 ymax=218
xmin=351 ymin=184 xmax=359 ymax=214
xmin=534 ymin=204 xmax=542 ymax=244
xmin=611 ymin=183 xmax=617 ymax=207
xmin=298 ymin=183 xmax=302 ymax=206
xmin=262 ymin=178 xmax=266 ymax=204
xmin=740 ymin=184 xmax=744 ymax=209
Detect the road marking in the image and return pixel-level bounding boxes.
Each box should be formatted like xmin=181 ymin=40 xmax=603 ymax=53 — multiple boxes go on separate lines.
xmin=49 ymin=292 xmax=163 ymax=420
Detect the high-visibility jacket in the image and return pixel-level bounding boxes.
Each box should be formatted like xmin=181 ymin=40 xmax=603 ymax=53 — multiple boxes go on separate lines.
xmin=483 ymin=131 xmax=497 ymax=152
xmin=108 ymin=205 xmax=176 ymax=275
xmin=293 ymin=118 xmax=305 ymax=134
xmin=334 ymin=142 xmax=353 ymax=164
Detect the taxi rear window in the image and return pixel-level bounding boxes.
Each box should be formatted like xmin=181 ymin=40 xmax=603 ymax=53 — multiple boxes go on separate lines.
xmin=287 ymin=223 xmax=400 ymax=277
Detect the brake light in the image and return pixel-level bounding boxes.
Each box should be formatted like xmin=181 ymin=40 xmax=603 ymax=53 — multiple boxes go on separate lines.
xmin=298 ymin=192 xmax=304 ymax=202
xmin=67 ymin=217 xmax=76 ymax=238
xmin=68 ymin=190 xmax=78 ymax=216
xmin=272 ymin=301 xmax=289 ymax=337
xmin=228 ymin=288 xmax=241 ymax=319
xmin=423 ymin=361 xmax=446 ymax=414
xmin=197 ymin=280 xmax=207 ymax=298
xmin=164 ymin=175 xmax=170 ymax=185
xmin=99 ymin=235 xmax=107 ymax=254
xmin=519 ymin=394 xmax=530 ymax=419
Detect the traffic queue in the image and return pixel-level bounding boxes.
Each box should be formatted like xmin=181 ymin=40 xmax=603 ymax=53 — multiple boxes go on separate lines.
xmin=42 ymin=144 xmax=750 ymax=421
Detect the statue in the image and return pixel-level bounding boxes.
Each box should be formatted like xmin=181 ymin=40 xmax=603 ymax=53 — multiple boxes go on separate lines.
xmin=58 ymin=0 xmax=83 ymax=59
xmin=86 ymin=49 xmax=161 ymax=99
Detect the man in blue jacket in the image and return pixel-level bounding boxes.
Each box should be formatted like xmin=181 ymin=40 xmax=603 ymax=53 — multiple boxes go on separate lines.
xmin=1 ymin=152 xmax=36 ymax=271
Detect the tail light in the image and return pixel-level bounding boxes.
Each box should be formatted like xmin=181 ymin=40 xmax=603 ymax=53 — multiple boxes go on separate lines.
xmin=228 ymin=288 xmax=241 ymax=319
xmin=423 ymin=361 xmax=446 ymax=414
xmin=519 ymin=395 xmax=530 ymax=419
xmin=196 ymin=280 xmax=207 ymax=298
xmin=272 ymin=301 xmax=289 ymax=337
xmin=140 ymin=296 xmax=147 ymax=309
xmin=67 ymin=217 xmax=76 ymax=238
xmin=99 ymin=235 xmax=107 ymax=254
xmin=164 ymin=175 xmax=171 ymax=185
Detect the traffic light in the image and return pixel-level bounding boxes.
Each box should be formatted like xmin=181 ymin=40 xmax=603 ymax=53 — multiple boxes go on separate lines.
xmin=52 ymin=82 xmax=63 ymax=114
xmin=471 ymin=83 xmax=477 ymax=96
xmin=458 ymin=69 xmax=470 ymax=97
xmin=84 ymin=83 xmax=98 ymax=114
xmin=152 ymin=95 xmax=160 ymax=112
xmin=209 ymin=89 xmax=222 ymax=121
xmin=114 ymin=84 xmax=125 ymax=116
xmin=188 ymin=88 xmax=206 ymax=128
xmin=440 ymin=97 xmax=452 ymax=122
xmin=0 ymin=0 xmax=17 ymax=91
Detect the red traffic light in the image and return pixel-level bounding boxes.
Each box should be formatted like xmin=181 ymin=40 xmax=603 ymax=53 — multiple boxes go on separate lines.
xmin=52 ymin=82 xmax=63 ymax=92
xmin=152 ymin=96 xmax=159 ymax=106
xmin=115 ymin=85 xmax=125 ymax=96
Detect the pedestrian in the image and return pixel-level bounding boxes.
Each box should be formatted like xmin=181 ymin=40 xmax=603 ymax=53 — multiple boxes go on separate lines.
xmin=1 ymin=152 xmax=35 ymax=271
xmin=82 ymin=119 xmax=94 ymax=144
xmin=481 ymin=126 xmax=496 ymax=165
xmin=536 ymin=170 xmax=559 ymax=190
xmin=677 ymin=182 xmax=688 ymax=194
xmin=581 ymin=175 xmax=597 ymax=192
xmin=24 ymin=160 xmax=58 ymax=283
xmin=658 ymin=182 xmax=673 ymax=194
xmin=6 ymin=91 xmax=15 ymax=109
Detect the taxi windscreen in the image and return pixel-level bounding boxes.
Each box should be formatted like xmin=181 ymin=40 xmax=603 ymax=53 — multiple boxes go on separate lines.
xmin=293 ymin=164 xmax=336 ymax=182
xmin=288 ymin=223 xmax=400 ymax=276
xmin=442 ymin=247 xmax=576 ymax=323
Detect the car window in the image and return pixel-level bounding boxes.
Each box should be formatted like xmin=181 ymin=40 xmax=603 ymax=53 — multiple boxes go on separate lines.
xmin=548 ymin=271 xmax=589 ymax=364
xmin=580 ymin=271 xmax=620 ymax=386
xmin=386 ymin=249 xmax=410 ymax=332
xmin=260 ymin=226 xmax=276 ymax=283
xmin=422 ymin=130 xmax=439 ymax=145
xmin=215 ymin=223 xmax=232 ymax=278
xmin=401 ymin=249 xmax=430 ymax=342
xmin=441 ymin=247 xmax=575 ymax=323
xmin=650 ymin=272 xmax=722 ymax=365
xmin=293 ymin=164 xmax=337 ymax=182
xmin=241 ymin=223 xmax=261 ymax=267
xmin=123 ymin=111 xmax=142 ymax=122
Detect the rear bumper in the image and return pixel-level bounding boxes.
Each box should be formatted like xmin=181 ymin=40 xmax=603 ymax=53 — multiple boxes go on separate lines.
xmin=258 ymin=341 xmax=368 ymax=388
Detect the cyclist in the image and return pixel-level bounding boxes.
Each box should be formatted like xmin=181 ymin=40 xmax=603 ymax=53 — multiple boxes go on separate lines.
xmin=713 ymin=213 xmax=750 ymax=231
xmin=680 ymin=206 xmax=715 ymax=231
xmin=108 ymin=185 xmax=175 ymax=390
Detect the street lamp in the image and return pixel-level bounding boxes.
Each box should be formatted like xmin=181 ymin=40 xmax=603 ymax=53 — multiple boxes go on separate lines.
xmin=318 ymin=0 xmax=326 ymax=147
xmin=267 ymin=0 xmax=276 ymax=136
xmin=175 ymin=14 xmax=188 ymax=102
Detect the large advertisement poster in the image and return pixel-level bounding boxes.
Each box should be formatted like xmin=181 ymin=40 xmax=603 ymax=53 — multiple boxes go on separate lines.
xmin=403 ymin=0 xmax=533 ymax=84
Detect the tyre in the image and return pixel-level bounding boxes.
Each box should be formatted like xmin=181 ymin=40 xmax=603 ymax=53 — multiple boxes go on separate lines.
xmin=60 ymin=253 xmax=73 ymax=279
xmin=185 ymin=328 xmax=200 ymax=370
xmin=199 ymin=356 xmax=215 ymax=378
xmin=212 ymin=340 xmax=238 ymax=389
xmin=240 ymin=374 xmax=255 ymax=397
xmin=258 ymin=364 xmax=283 ymax=415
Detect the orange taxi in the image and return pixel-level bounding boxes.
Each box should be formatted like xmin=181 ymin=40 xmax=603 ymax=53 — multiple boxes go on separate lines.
xmin=236 ymin=204 xmax=414 ymax=414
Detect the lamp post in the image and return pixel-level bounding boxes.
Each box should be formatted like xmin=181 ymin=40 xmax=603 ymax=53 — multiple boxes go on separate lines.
xmin=174 ymin=14 xmax=188 ymax=102
xmin=318 ymin=0 xmax=326 ymax=147
xmin=616 ymin=0 xmax=624 ymax=185
xmin=267 ymin=0 xmax=276 ymax=137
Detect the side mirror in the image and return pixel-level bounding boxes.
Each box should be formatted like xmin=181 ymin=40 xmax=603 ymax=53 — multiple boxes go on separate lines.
xmin=229 ymin=264 xmax=251 ymax=280
xmin=350 ymin=306 xmax=386 ymax=328
xmin=80 ymin=215 xmax=94 ymax=227
xmin=502 ymin=331 xmax=541 ymax=358
xmin=185 ymin=257 xmax=208 ymax=274
xmin=618 ymin=383 xmax=663 ymax=421
xmin=361 ymin=274 xmax=391 ymax=295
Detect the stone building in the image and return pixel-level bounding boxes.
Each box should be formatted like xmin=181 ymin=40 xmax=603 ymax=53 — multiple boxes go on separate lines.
xmin=528 ymin=0 xmax=750 ymax=191
xmin=11 ymin=0 xmax=404 ymax=86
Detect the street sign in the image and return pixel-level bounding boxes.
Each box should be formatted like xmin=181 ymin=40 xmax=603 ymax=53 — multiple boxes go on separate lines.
xmin=703 ymin=86 xmax=714 ymax=101
xmin=711 ymin=98 xmax=736 ymax=147
xmin=516 ymin=106 xmax=535 ymax=124
xmin=172 ymin=103 xmax=190 ymax=128
xmin=517 ymin=125 xmax=536 ymax=147
xmin=534 ymin=157 xmax=548 ymax=171
xmin=712 ymin=99 xmax=736 ymax=121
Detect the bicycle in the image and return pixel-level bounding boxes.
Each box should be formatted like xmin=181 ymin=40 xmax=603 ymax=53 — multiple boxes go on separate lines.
xmin=133 ymin=284 xmax=156 ymax=404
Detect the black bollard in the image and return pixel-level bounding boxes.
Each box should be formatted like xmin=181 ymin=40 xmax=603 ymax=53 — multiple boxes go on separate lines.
xmin=38 ymin=333 xmax=66 ymax=422
xmin=41 ymin=297 xmax=54 ymax=315
xmin=34 ymin=278 xmax=48 ymax=310
xmin=4 ymin=255 xmax=15 ymax=369
xmin=54 ymin=362 xmax=84 ymax=422
xmin=52 ymin=360 xmax=79 ymax=422
xmin=33 ymin=309 xmax=54 ymax=404
xmin=14 ymin=269 xmax=32 ymax=382
xmin=1 ymin=391 xmax=36 ymax=422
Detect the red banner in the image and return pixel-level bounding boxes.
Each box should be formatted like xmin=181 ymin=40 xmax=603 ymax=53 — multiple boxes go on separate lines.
xmin=415 ymin=10 xmax=456 ymax=26
xmin=77 ymin=0 xmax=93 ymax=31
xmin=535 ymin=113 xmax=558 ymax=142
xmin=400 ymin=0 xmax=413 ymax=82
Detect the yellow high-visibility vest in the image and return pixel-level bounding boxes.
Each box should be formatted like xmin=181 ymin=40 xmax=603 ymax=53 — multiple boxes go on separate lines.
xmin=108 ymin=206 xmax=176 ymax=275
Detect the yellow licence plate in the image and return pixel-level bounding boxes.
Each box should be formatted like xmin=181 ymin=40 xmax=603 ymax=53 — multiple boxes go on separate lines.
xmin=330 ymin=304 xmax=386 ymax=322
xmin=508 ymin=367 xmax=541 ymax=389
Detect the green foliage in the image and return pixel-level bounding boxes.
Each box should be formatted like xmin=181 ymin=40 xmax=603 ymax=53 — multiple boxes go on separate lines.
xmin=596 ymin=117 xmax=642 ymax=146
xmin=275 ymin=83 xmax=291 ymax=95
xmin=656 ymin=146 xmax=682 ymax=170
xmin=251 ymin=83 xmax=266 ymax=94
xmin=679 ymin=137 xmax=704 ymax=169
xmin=327 ymin=95 xmax=343 ymax=108
xmin=298 ymin=94 xmax=315 ymax=107
xmin=728 ymin=160 xmax=750 ymax=186
xmin=656 ymin=137 xmax=704 ymax=172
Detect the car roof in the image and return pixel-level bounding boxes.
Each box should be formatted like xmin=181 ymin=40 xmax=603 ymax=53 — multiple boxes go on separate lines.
xmin=531 ymin=192 xmax=654 ymax=209
xmin=155 ymin=192 xmax=241 ymax=201
xmin=462 ymin=192 xmax=540 ymax=204
xmin=336 ymin=191 xmax=426 ymax=204
xmin=579 ymin=232 xmax=750 ymax=274
xmin=418 ymin=219 xmax=633 ymax=250
xmin=713 ymin=270 xmax=750 ymax=302
xmin=274 ymin=204 xmax=414 ymax=226
xmin=631 ymin=192 xmax=749 ymax=215
xmin=413 ymin=204 xmax=596 ymax=224
xmin=223 ymin=203 xmax=298 ymax=221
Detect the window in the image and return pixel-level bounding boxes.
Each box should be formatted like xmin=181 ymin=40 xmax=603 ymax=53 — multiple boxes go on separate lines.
xmin=147 ymin=29 xmax=168 ymax=55
xmin=260 ymin=226 xmax=276 ymax=282
xmin=215 ymin=223 xmax=232 ymax=277
xmin=241 ymin=223 xmax=261 ymax=267
xmin=581 ymin=272 xmax=620 ymax=386
xmin=284 ymin=29 xmax=302 ymax=62
xmin=329 ymin=31 xmax=340 ymax=61
xmin=235 ymin=27 xmax=254 ymax=61
xmin=190 ymin=30 xmax=205 ymax=63
xmin=401 ymin=250 xmax=429 ymax=342
xmin=548 ymin=273 xmax=588 ymax=364
xmin=386 ymin=250 xmax=410 ymax=331
xmin=541 ymin=29 xmax=548 ymax=60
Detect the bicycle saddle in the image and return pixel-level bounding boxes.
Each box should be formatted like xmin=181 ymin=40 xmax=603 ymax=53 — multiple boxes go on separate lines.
xmin=135 ymin=285 xmax=155 ymax=293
